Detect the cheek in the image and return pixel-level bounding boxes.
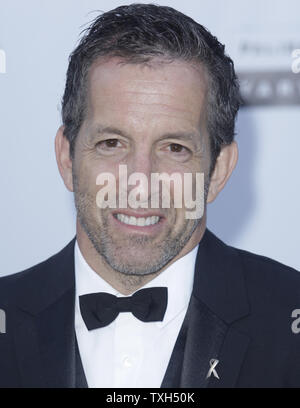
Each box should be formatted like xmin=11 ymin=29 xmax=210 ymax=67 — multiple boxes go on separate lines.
xmin=77 ymin=156 xmax=107 ymax=182
xmin=74 ymin=161 xmax=102 ymax=203
xmin=169 ymin=170 xmax=205 ymax=216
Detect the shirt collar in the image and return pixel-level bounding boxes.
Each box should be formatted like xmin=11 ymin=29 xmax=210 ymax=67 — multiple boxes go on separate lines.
xmin=74 ymin=240 xmax=198 ymax=328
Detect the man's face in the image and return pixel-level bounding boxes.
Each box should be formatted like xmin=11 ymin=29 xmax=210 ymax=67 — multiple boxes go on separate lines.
xmin=72 ymin=57 xmax=211 ymax=276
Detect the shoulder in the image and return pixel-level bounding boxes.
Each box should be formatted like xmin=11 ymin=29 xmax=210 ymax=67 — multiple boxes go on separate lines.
xmin=229 ymin=244 xmax=300 ymax=334
xmin=205 ymin=229 xmax=300 ymax=320
xmin=0 ymin=238 xmax=76 ymax=308
xmin=233 ymin=245 xmax=300 ymax=298
xmin=206 ymin=228 xmax=299 ymax=289
xmin=225 ymin=243 xmax=300 ymax=384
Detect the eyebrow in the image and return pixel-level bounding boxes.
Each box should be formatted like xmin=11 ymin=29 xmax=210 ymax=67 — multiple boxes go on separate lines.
xmin=93 ymin=125 xmax=202 ymax=144
xmin=95 ymin=126 xmax=130 ymax=138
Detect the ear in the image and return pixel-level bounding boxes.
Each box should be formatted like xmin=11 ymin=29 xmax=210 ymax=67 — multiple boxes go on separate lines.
xmin=55 ymin=126 xmax=74 ymax=192
xmin=207 ymin=141 xmax=238 ymax=204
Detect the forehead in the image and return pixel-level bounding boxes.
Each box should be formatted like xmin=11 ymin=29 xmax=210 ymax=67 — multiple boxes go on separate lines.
xmin=86 ymin=57 xmax=208 ymax=131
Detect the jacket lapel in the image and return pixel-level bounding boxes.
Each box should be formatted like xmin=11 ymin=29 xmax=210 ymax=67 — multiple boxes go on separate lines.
xmin=12 ymin=238 xmax=77 ymax=388
xmin=179 ymin=294 xmax=251 ymax=388
xmin=180 ymin=295 xmax=227 ymax=387
xmin=207 ymin=324 xmax=250 ymax=388
xmin=162 ymin=229 xmax=251 ymax=388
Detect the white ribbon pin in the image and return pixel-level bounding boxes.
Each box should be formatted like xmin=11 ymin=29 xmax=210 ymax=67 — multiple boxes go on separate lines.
xmin=206 ymin=359 xmax=220 ymax=379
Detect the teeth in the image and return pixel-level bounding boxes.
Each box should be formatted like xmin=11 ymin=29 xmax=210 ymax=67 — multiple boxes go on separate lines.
xmin=116 ymin=214 xmax=160 ymax=226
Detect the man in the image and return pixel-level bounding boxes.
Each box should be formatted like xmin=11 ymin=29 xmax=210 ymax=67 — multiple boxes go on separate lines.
xmin=0 ymin=4 xmax=299 ymax=388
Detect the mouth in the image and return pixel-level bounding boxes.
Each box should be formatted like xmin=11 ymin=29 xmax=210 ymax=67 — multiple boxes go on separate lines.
xmin=114 ymin=213 xmax=161 ymax=226
xmin=111 ymin=210 xmax=165 ymax=232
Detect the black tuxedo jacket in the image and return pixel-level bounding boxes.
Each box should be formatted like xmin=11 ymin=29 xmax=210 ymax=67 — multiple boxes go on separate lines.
xmin=0 ymin=229 xmax=299 ymax=388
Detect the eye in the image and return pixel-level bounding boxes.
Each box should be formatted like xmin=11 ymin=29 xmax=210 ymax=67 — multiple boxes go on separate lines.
xmin=97 ymin=139 xmax=121 ymax=149
xmin=169 ymin=143 xmax=185 ymax=153
xmin=95 ymin=138 xmax=125 ymax=156
xmin=96 ymin=138 xmax=125 ymax=153
xmin=160 ymin=142 xmax=192 ymax=162
xmin=168 ymin=143 xmax=192 ymax=156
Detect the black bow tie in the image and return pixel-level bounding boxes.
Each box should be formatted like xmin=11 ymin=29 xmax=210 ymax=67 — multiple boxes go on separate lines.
xmin=79 ymin=287 xmax=168 ymax=330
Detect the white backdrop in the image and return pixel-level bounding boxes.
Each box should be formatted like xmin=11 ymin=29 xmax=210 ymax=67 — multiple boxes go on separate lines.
xmin=0 ymin=0 xmax=299 ymax=276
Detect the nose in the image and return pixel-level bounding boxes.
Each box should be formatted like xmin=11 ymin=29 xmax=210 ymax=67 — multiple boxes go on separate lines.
xmin=125 ymin=145 xmax=154 ymax=205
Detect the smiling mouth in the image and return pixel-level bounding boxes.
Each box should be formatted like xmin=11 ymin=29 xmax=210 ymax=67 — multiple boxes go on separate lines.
xmin=113 ymin=213 xmax=161 ymax=227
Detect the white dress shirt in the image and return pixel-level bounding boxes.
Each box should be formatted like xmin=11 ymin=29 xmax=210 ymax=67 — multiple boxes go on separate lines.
xmin=74 ymin=240 xmax=198 ymax=388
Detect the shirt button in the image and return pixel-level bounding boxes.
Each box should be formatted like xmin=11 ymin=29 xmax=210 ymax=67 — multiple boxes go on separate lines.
xmin=122 ymin=355 xmax=133 ymax=368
